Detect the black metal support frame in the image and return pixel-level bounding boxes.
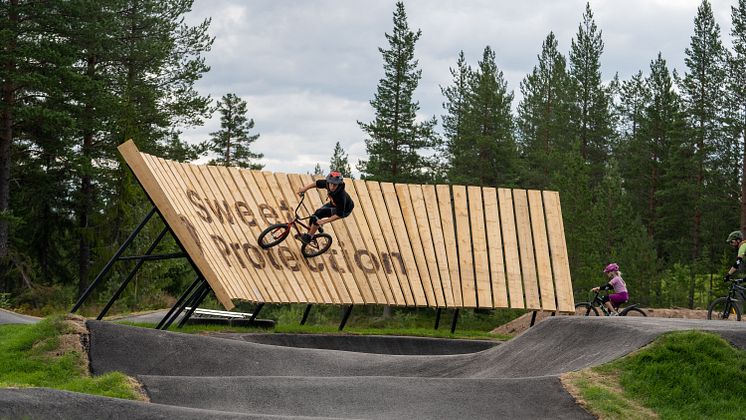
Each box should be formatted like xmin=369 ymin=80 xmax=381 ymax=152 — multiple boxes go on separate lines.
xmin=156 ymin=276 xmax=204 ymax=329
xmin=529 ymin=311 xmax=538 ymax=327
xmin=450 ymin=308 xmax=459 ymax=334
xmin=249 ymin=303 xmax=265 ymax=323
xmin=301 ymin=304 xmax=313 ymax=325
xmin=434 ymin=308 xmax=442 ymax=330
xmin=339 ymin=305 xmax=353 ymax=330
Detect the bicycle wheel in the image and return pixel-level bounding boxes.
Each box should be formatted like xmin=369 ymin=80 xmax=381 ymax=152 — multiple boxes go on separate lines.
xmin=258 ymin=223 xmax=290 ymax=249
xmin=621 ymin=307 xmax=647 ymax=317
xmin=707 ymin=297 xmax=742 ymax=321
xmin=301 ymin=233 xmax=333 ymax=258
xmin=575 ymin=303 xmax=599 ymax=316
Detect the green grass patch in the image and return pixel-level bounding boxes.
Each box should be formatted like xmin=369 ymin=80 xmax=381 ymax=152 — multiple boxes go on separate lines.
xmin=0 ymin=316 xmax=142 ymax=400
xmin=568 ymin=331 xmax=746 ymax=419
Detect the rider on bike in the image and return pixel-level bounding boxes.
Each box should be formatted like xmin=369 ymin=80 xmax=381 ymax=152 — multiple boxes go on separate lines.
xmin=724 ymin=230 xmax=746 ymax=282
xmin=591 ymin=263 xmax=628 ymax=316
xmin=295 ymin=171 xmax=355 ymax=244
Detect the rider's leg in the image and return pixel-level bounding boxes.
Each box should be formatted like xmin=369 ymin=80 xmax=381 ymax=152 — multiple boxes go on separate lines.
xmin=308 ymin=205 xmax=336 ymax=236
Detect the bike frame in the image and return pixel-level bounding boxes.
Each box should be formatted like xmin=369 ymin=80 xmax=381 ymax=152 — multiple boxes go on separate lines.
xmin=589 ymin=290 xmax=641 ymax=316
xmin=283 ymin=193 xmax=322 ymax=237
xmin=725 ymin=279 xmax=746 ymax=304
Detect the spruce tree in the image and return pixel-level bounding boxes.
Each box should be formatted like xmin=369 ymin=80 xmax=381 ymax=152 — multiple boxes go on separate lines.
xmin=568 ymin=2 xmax=614 ymax=183
xmin=329 ymin=141 xmax=353 ymax=178
xmin=448 ymin=46 xmax=517 ymax=186
xmin=731 ymin=0 xmax=746 ymax=229
xmin=440 ymin=50 xmax=471 ymax=168
xmin=357 ymin=1 xmax=438 ymax=183
xmin=202 ymin=93 xmax=263 ymax=169
xmin=680 ymin=0 xmax=729 ymax=262
xmin=516 ymin=32 xmax=573 ymax=189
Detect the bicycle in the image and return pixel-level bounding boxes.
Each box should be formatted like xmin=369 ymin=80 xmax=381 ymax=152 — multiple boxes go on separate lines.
xmin=257 ymin=193 xmax=333 ymax=258
xmin=706 ymin=278 xmax=745 ymax=321
xmin=575 ymin=290 xmax=647 ymax=316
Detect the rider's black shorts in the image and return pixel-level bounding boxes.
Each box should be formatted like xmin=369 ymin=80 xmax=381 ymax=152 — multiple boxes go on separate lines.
xmin=311 ymin=203 xmax=351 ymax=225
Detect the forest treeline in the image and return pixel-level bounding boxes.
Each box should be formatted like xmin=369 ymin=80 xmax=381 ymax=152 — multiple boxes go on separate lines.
xmin=1 ymin=0 xmax=745 ymax=313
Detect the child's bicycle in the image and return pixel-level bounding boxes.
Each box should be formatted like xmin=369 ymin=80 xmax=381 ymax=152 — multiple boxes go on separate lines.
xmin=257 ymin=193 xmax=333 ymax=258
xmin=575 ymin=290 xmax=647 ymax=316
xmin=706 ymin=277 xmax=745 ymax=321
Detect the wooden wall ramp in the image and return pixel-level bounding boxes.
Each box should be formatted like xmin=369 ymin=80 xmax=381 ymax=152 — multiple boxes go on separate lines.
xmin=118 ymin=140 xmax=575 ymax=313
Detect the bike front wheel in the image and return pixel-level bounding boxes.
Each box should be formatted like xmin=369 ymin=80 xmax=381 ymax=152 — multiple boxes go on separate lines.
xmin=620 ymin=307 xmax=647 ymax=317
xmin=258 ymin=223 xmax=291 ymax=249
xmin=575 ymin=302 xmax=599 ymax=316
xmin=707 ymin=297 xmax=742 ymax=321
xmin=301 ymin=233 xmax=333 ymax=258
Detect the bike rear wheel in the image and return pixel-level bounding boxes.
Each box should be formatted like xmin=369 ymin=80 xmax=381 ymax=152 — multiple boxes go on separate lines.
xmin=620 ymin=307 xmax=647 ymax=317
xmin=258 ymin=223 xmax=291 ymax=249
xmin=707 ymin=297 xmax=742 ymax=321
xmin=301 ymin=233 xmax=333 ymax=258
xmin=575 ymin=302 xmax=599 ymax=316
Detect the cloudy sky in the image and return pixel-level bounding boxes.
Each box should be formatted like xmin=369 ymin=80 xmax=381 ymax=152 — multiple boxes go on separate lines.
xmin=181 ymin=0 xmax=738 ymax=176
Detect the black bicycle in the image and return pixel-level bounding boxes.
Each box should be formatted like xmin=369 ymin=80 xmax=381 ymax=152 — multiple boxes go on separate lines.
xmin=575 ymin=290 xmax=647 ymax=316
xmin=257 ymin=193 xmax=333 ymax=258
xmin=707 ymin=278 xmax=745 ymax=321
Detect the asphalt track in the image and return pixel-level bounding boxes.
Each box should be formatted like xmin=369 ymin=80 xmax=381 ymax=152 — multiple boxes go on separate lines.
xmin=1 ymin=316 xmax=745 ymax=419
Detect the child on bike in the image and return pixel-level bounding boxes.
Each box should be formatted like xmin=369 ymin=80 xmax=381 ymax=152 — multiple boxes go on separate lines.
xmin=591 ymin=263 xmax=628 ymax=316
xmin=724 ymin=230 xmax=746 ymax=281
xmin=295 ymin=171 xmax=354 ymax=244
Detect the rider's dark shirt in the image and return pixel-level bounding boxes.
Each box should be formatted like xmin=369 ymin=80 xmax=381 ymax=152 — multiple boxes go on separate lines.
xmin=315 ymin=179 xmax=354 ymax=215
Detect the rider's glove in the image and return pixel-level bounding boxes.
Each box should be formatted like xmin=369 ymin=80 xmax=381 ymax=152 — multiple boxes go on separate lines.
xmin=724 ymin=274 xmax=731 ymax=282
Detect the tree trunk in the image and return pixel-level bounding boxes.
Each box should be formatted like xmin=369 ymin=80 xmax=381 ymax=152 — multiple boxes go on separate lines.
xmin=741 ymin=115 xmax=746 ymax=232
xmin=78 ymin=56 xmax=96 ymax=296
xmin=0 ymin=0 xmax=18 ymax=261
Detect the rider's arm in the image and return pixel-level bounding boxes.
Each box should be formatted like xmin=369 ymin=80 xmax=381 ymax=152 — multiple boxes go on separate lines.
xmin=727 ymin=257 xmax=742 ymax=276
xmin=297 ymin=182 xmax=318 ymax=195
xmin=592 ymin=283 xmax=613 ymax=292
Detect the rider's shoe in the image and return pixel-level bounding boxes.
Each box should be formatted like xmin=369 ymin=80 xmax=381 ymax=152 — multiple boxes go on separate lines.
xmin=295 ymin=233 xmax=313 ymax=244
xmin=610 ymin=311 xmax=619 ymax=316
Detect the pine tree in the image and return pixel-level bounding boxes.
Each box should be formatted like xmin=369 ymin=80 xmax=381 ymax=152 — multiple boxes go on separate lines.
xmin=329 ymin=141 xmax=352 ymax=179
xmin=357 ymin=1 xmax=438 ymax=183
xmin=568 ymin=2 xmax=614 ymax=183
xmin=516 ymin=32 xmax=573 ymax=189
xmin=731 ymin=0 xmax=746 ymax=229
xmin=440 ymin=50 xmax=471 ymax=167
xmin=202 ymin=93 xmax=263 ymax=169
xmin=447 ymin=46 xmax=517 ymax=186
xmin=311 ymin=163 xmax=324 ymax=176
xmin=681 ymin=0 xmax=729 ymax=261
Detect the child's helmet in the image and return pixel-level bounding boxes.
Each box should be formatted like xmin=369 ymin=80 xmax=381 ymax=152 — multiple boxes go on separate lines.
xmin=603 ymin=263 xmax=619 ymax=273
xmin=326 ymin=171 xmax=344 ymax=185
xmin=726 ymin=230 xmax=743 ymax=243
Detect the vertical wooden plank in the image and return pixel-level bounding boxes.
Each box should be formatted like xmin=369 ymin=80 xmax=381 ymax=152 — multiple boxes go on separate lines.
xmin=453 ymin=185 xmax=476 ymax=308
xmin=296 ymin=173 xmax=365 ymax=304
xmin=345 ymin=180 xmax=396 ymax=305
xmin=528 ymin=190 xmax=556 ymax=311
xmin=221 ymin=165 xmax=286 ymax=303
xmin=408 ymin=185 xmax=447 ymax=307
xmin=436 ymin=185 xmax=462 ymax=307
xmin=366 ymin=181 xmax=414 ymax=305
xmin=286 ymin=173 xmax=348 ymax=304
xmin=498 ymin=188 xmax=525 ymax=309
xmin=514 ymin=189 xmax=540 ymax=310
xmin=199 ymin=164 xmax=274 ymax=302
xmin=543 ymin=191 xmax=575 ymax=312
xmin=468 ymin=186 xmax=492 ymax=308
xmin=140 ymin=154 xmax=239 ymax=305
xmin=483 ymin=187 xmax=508 ymax=308
xmin=180 ymin=162 xmax=257 ymax=301
xmin=228 ymin=167 xmax=292 ymax=303
xmin=396 ymin=184 xmax=438 ymax=306
xmin=239 ymin=169 xmax=303 ymax=303
xmin=422 ymin=185 xmax=454 ymax=307
xmin=380 ymin=182 xmax=428 ymax=306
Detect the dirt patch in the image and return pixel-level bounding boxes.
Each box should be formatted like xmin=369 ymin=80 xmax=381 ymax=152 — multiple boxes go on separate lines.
xmin=491 ymin=307 xmax=710 ymax=336
xmin=561 ymin=370 xmax=659 ymax=420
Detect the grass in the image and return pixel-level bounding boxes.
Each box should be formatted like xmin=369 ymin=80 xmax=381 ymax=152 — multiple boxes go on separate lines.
xmin=566 ymin=331 xmax=746 ymax=419
xmin=0 ymin=316 xmax=142 ymax=400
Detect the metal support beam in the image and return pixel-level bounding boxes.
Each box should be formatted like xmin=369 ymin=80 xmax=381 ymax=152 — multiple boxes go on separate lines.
xmin=71 ymin=207 xmax=157 ymax=313
xmin=434 ymin=308 xmax=442 ymax=330
xmin=161 ymin=280 xmax=207 ymax=330
xmin=156 ymin=276 xmax=203 ymax=329
xmin=97 ymin=226 xmax=170 ymax=320
xmin=116 ymin=252 xmax=186 ymax=261
xmin=339 ymin=305 xmax=353 ymax=331
xmin=529 ymin=311 xmax=538 ymax=327
xmin=300 ymin=304 xmax=313 ymax=325
xmin=248 ymin=303 xmax=264 ymax=323
xmin=177 ymin=284 xmax=211 ymax=328
xmin=450 ymin=308 xmax=459 ymax=334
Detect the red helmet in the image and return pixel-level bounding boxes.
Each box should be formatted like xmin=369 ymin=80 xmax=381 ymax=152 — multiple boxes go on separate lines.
xmin=603 ymin=263 xmax=619 ymax=273
xmin=326 ymin=171 xmax=344 ymax=185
